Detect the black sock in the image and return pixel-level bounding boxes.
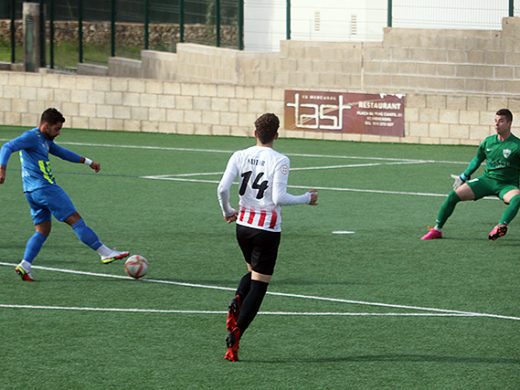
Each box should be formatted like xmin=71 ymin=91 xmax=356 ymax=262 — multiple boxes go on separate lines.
xmin=236 ymin=280 xmax=269 ymax=335
xmin=236 ymin=272 xmax=252 ymax=299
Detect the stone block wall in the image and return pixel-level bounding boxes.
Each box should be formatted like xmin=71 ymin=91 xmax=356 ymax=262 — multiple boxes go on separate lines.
xmin=0 ymin=70 xmax=512 ymax=146
xmin=169 ymin=17 xmax=520 ymax=97
xmin=3 ymin=18 xmax=520 ymax=145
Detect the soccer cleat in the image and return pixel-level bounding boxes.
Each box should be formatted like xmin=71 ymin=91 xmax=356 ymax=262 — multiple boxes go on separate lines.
xmin=224 ymin=327 xmax=241 ymax=362
xmin=100 ymin=250 xmax=130 ymax=264
xmin=15 ymin=264 xmax=35 ymax=282
xmin=420 ymin=228 xmax=442 ymax=240
xmin=488 ymin=224 xmax=507 ymax=240
xmin=226 ymin=295 xmax=241 ymax=332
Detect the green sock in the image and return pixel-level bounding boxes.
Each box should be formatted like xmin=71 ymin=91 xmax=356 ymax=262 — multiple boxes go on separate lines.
xmin=499 ymin=195 xmax=520 ymax=225
xmin=435 ymin=191 xmax=461 ymax=229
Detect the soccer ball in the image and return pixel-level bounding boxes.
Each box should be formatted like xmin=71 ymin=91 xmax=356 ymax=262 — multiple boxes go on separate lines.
xmin=124 ymin=255 xmax=149 ymax=279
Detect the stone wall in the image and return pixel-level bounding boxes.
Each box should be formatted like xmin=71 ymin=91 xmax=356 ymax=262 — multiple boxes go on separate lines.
xmin=171 ymin=18 xmax=520 ymax=97
xmin=0 ymin=20 xmax=237 ymax=48
xmin=0 ymin=70 xmax=509 ymax=145
xmin=2 ymin=18 xmax=520 ymax=145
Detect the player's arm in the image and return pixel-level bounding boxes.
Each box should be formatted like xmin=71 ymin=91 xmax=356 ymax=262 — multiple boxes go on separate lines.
xmin=0 ymin=164 xmax=6 ymax=184
xmin=0 ymin=132 xmax=37 ymax=184
xmin=50 ymin=143 xmax=101 ymax=173
xmin=272 ymin=158 xmax=318 ymax=206
xmin=452 ymin=142 xmax=486 ymax=189
xmin=217 ymin=153 xmax=239 ymax=223
xmin=0 ymin=143 xmax=14 ymax=184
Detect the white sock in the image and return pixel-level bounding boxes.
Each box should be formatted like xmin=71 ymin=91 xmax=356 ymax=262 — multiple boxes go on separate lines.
xmin=20 ymin=259 xmax=32 ymax=272
xmin=96 ymin=244 xmax=113 ymax=258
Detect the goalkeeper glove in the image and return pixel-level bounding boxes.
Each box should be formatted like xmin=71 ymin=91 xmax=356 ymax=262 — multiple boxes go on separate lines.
xmin=450 ymin=173 xmax=468 ymax=190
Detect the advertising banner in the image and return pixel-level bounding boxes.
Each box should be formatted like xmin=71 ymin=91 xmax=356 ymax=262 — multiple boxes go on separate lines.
xmin=284 ymin=90 xmax=405 ymax=137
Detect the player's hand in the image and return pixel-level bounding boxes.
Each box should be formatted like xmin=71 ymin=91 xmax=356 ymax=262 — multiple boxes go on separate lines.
xmin=308 ymin=189 xmax=318 ymax=205
xmin=0 ymin=166 xmax=6 ymax=184
xmin=451 ymin=174 xmax=466 ymax=190
xmin=224 ymin=210 xmax=238 ymax=223
xmin=90 ymin=161 xmax=101 ymax=173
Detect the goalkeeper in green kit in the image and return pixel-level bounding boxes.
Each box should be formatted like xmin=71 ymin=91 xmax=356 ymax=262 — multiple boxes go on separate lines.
xmin=422 ymin=108 xmax=520 ymax=240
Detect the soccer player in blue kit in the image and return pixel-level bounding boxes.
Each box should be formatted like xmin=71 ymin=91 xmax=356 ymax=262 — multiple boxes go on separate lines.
xmin=0 ymin=108 xmax=129 ymax=281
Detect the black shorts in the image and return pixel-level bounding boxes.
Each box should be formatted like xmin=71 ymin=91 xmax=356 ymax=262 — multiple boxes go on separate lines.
xmin=236 ymin=224 xmax=281 ymax=276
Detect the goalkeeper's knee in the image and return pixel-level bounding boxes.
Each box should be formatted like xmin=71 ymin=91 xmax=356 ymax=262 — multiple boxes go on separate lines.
xmin=446 ymin=190 xmax=461 ymax=205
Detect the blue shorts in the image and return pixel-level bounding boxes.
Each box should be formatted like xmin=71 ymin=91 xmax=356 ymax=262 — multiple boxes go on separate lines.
xmin=24 ymin=185 xmax=77 ymax=225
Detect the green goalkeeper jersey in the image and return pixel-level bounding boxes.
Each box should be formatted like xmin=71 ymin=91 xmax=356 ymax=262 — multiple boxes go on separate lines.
xmin=463 ymin=133 xmax=520 ymax=183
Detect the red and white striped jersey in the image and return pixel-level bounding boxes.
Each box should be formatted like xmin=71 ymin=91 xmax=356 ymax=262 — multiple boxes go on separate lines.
xmin=218 ymin=145 xmax=311 ymax=232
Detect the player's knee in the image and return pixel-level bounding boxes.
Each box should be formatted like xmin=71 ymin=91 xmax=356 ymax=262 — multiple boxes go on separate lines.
xmin=507 ymin=194 xmax=520 ymax=207
xmin=251 ymin=271 xmax=272 ymax=283
xmin=35 ymin=222 xmax=51 ymax=236
xmin=447 ymin=190 xmax=461 ymax=204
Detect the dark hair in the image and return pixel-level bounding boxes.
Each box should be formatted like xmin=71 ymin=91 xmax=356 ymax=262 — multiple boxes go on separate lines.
xmin=41 ymin=108 xmax=65 ymax=125
xmin=496 ymin=108 xmax=513 ymax=123
xmin=254 ymin=113 xmax=279 ymax=144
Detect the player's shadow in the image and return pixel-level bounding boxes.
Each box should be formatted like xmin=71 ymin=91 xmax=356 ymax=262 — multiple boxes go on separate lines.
xmin=247 ymin=354 xmax=520 ymax=365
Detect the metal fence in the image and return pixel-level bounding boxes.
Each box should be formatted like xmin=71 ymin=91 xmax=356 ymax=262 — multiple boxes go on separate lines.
xmin=0 ymin=0 xmax=243 ymax=70
xmin=0 ymin=0 xmax=517 ymax=70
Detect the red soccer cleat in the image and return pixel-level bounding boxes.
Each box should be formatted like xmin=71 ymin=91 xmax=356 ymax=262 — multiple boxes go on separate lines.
xmin=15 ymin=264 xmax=35 ymax=282
xmin=421 ymin=228 xmax=442 ymax=240
xmin=226 ymin=295 xmax=241 ymax=332
xmin=488 ymin=224 xmax=507 ymax=240
xmin=224 ymin=327 xmax=241 ymax=362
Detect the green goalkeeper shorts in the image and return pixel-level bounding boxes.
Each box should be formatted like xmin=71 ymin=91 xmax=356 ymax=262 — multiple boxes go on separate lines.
xmin=466 ymin=175 xmax=519 ymax=200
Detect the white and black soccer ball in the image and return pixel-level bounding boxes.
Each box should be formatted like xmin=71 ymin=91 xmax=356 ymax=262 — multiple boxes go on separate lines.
xmin=124 ymin=255 xmax=149 ymax=279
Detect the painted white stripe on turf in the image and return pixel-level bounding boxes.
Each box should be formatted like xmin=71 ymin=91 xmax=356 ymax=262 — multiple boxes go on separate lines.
xmin=143 ymin=160 xmax=428 ymax=180
xmin=139 ymin=176 xmax=499 ymax=200
xmin=0 ymin=304 xmax=486 ymax=317
xmin=0 ymin=139 xmax=468 ymax=165
xmin=153 ymin=161 xmax=428 ymax=179
xmin=0 ymin=262 xmax=518 ymax=321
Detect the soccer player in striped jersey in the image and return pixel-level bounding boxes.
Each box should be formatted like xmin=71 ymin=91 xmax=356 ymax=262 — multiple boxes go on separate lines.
xmin=422 ymin=108 xmax=520 ymax=240
xmin=0 ymin=108 xmax=129 ymax=281
xmin=217 ymin=113 xmax=318 ymax=362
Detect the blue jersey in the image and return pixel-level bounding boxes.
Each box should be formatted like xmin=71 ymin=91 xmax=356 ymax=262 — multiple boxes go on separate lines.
xmin=0 ymin=128 xmax=82 ymax=192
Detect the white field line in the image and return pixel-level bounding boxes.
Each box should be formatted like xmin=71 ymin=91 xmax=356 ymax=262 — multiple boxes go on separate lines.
xmin=149 ymin=160 xmax=428 ymax=178
xmin=139 ymin=176 xmax=499 ymax=200
xmin=0 ymin=138 xmax=468 ymax=165
xmin=148 ymin=161 xmax=428 ymax=180
xmin=287 ymin=160 xmax=428 ymax=171
xmin=0 ymin=304 xmax=487 ymax=318
xmin=0 ymin=262 xmax=518 ymax=321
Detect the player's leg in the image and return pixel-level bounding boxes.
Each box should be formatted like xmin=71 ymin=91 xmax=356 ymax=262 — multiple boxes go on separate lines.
xmin=225 ymin=228 xmax=280 ymax=362
xmin=232 ymin=226 xmax=277 ymax=333
xmin=64 ymin=212 xmax=129 ymax=263
xmin=500 ymin=189 xmax=520 ymax=223
xmin=489 ymin=187 xmax=520 ymax=240
xmin=226 ymin=225 xmax=257 ymax=333
xmin=65 ymin=212 xmax=102 ymax=249
xmin=422 ymin=177 xmax=494 ymax=240
xmin=226 ymin=266 xmax=252 ymax=332
xmin=421 ymin=184 xmax=474 ymax=240
xmin=15 ymin=193 xmax=52 ymax=281
xmin=236 ymin=271 xmax=271 ymax=333
xmin=235 ymin=225 xmax=255 ymax=300
xmin=46 ymin=186 xmax=128 ymax=263
xmin=439 ymin=183 xmax=476 ymax=224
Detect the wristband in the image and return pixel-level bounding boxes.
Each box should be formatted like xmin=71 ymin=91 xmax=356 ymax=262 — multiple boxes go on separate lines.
xmin=460 ymin=173 xmax=468 ymax=182
xmin=83 ymin=158 xmax=93 ymax=166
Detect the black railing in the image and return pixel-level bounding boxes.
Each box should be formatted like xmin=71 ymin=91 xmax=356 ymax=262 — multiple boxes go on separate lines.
xmin=0 ymin=0 xmax=516 ymax=69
